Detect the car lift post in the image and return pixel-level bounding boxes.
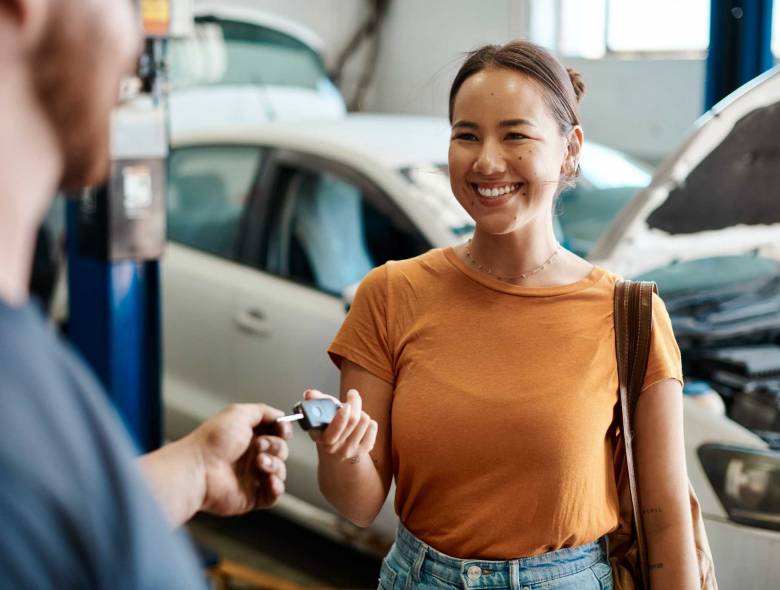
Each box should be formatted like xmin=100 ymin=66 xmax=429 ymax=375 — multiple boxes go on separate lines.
xmin=705 ymin=0 xmax=774 ymax=110
xmin=65 ymin=1 xmax=181 ymax=453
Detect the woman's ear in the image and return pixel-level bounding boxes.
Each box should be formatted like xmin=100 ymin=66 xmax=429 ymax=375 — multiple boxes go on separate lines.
xmin=563 ymin=126 xmax=584 ymax=177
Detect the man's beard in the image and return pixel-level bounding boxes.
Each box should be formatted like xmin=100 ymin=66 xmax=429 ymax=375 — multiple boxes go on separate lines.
xmin=30 ymin=3 xmax=114 ymax=191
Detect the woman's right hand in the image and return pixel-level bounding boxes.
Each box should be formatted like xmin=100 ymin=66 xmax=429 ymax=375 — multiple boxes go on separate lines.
xmin=304 ymin=388 xmax=378 ymax=463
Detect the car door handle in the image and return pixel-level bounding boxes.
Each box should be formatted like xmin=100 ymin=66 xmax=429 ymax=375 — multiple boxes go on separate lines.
xmin=234 ymin=308 xmax=271 ymax=337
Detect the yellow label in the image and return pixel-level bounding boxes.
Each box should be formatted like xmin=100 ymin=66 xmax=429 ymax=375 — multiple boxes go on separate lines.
xmin=141 ymin=0 xmax=170 ymax=35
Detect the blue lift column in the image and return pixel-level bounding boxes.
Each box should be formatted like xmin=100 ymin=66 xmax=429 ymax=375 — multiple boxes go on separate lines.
xmin=66 ymin=233 xmax=162 ymax=453
xmin=66 ymin=29 xmax=170 ymax=453
xmin=705 ymin=0 xmax=774 ymax=109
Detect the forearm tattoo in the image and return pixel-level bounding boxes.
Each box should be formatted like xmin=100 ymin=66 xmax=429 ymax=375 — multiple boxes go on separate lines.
xmin=649 ymin=563 xmax=664 ymax=571
xmin=641 ymin=507 xmax=663 ymax=515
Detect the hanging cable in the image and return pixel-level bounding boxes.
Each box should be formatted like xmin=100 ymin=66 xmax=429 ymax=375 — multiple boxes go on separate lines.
xmin=330 ymin=0 xmax=391 ymax=111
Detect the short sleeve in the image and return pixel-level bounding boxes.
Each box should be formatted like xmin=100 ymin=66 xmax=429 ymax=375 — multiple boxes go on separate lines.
xmin=328 ymin=264 xmax=394 ymax=384
xmin=642 ymin=292 xmax=684 ymax=391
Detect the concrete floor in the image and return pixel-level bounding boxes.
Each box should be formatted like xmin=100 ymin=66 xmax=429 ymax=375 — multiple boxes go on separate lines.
xmin=187 ymin=511 xmax=382 ymax=588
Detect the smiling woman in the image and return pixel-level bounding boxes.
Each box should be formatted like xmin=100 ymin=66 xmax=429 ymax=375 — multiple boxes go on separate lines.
xmin=309 ymin=40 xmax=704 ymax=590
xmin=445 ymin=44 xmax=589 ymax=285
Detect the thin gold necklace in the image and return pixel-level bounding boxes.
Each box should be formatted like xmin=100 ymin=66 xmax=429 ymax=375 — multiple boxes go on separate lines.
xmin=464 ymin=239 xmax=562 ymax=282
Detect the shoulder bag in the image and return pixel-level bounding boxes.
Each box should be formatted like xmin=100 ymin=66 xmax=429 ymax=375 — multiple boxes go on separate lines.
xmin=608 ymin=280 xmax=718 ymax=589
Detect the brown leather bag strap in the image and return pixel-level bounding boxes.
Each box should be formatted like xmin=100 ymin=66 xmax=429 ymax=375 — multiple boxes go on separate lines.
xmin=614 ymin=279 xmax=657 ymax=590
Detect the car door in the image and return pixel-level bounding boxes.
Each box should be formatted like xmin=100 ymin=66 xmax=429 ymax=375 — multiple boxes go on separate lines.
xmin=162 ymin=143 xmax=267 ymax=440
xmin=232 ymin=150 xmax=429 ymax=514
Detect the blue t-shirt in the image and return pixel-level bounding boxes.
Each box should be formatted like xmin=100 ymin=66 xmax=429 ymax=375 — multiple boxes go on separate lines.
xmin=0 ymin=299 xmax=205 ymax=589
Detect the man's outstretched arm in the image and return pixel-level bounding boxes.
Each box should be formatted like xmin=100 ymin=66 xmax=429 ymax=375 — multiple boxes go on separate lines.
xmin=137 ymin=403 xmax=292 ymax=526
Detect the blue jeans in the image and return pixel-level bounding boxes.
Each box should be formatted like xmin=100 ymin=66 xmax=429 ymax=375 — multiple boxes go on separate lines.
xmin=378 ymin=524 xmax=614 ymax=589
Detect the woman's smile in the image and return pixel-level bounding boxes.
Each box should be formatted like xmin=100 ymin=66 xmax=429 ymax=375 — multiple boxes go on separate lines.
xmin=471 ymin=182 xmax=524 ymax=207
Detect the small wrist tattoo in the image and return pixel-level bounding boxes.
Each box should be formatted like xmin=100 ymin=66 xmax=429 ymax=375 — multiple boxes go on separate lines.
xmin=649 ymin=563 xmax=664 ymax=571
xmin=641 ymin=507 xmax=663 ymax=515
xmin=347 ymin=455 xmax=361 ymax=464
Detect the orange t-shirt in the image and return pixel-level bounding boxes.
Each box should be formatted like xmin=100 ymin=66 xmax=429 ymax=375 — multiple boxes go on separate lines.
xmin=328 ymin=247 xmax=682 ymax=559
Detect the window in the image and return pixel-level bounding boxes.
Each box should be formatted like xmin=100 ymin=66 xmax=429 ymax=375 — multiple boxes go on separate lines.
xmin=168 ymin=17 xmax=330 ymax=91
xmin=167 ymin=145 xmax=264 ymax=260
xmin=550 ymin=0 xmax=710 ymax=58
xmin=269 ymin=167 xmax=429 ymax=295
xmin=558 ymin=0 xmax=608 ymax=58
xmin=607 ymin=0 xmax=709 ymax=54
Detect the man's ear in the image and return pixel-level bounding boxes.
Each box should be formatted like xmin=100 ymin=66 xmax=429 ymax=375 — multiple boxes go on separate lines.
xmin=0 ymin=0 xmax=23 ymax=21
xmin=0 ymin=0 xmax=49 ymax=50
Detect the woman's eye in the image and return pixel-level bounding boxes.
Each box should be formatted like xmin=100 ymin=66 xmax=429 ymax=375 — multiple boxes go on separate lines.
xmin=505 ymin=132 xmax=528 ymax=140
xmin=452 ymin=132 xmax=478 ymax=141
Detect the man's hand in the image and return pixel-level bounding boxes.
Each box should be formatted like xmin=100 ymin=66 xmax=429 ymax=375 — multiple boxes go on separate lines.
xmin=191 ymin=403 xmax=292 ymax=516
xmin=138 ymin=403 xmax=292 ymax=526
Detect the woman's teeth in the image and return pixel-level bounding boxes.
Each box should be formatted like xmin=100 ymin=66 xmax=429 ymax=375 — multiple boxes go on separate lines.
xmin=476 ymin=183 xmax=519 ymax=198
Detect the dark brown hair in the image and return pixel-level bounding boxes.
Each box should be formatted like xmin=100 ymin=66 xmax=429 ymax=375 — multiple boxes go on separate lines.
xmin=448 ymin=40 xmax=585 ymax=135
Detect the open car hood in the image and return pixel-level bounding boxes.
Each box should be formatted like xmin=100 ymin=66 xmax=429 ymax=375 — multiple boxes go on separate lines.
xmin=590 ymin=66 xmax=780 ymax=277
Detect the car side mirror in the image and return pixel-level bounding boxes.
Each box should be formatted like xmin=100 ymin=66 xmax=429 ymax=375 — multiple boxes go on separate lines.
xmin=341 ymin=282 xmax=359 ymax=312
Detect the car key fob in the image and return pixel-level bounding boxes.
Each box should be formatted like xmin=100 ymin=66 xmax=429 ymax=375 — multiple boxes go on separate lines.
xmin=287 ymin=399 xmax=341 ymax=431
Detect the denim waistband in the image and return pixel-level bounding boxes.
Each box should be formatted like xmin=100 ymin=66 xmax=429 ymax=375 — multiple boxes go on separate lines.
xmin=390 ymin=523 xmax=608 ymax=588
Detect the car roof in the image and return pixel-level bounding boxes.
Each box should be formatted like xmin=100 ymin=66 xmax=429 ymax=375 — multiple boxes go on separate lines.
xmin=194 ymin=2 xmax=325 ymax=53
xmin=172 ymin=113 xmax=453 ymax=170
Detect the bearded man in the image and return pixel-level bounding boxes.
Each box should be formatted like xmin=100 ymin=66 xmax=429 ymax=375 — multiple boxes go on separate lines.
xmin=0 ymin=1 xmax=291 ymax=587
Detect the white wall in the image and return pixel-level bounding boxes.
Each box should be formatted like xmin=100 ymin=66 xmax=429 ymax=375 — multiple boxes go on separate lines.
xmin=568 ymin=57 xmax=705 ymax=162
xmin=208 ymin=0 xmax=706 ymax=163
xmin=365 ymin=0 xmax=529 ymax=116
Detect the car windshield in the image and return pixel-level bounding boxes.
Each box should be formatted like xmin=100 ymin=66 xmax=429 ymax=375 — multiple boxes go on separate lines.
xmin=557 ymin=143 xmax=652 ymax=257
xmin=634 ymin=255 xmax=780 ymax=297
xmin=400 ymin=165 xmax=475 ymax=236
xmin=169 ymin=17 xmax=330 ymax=91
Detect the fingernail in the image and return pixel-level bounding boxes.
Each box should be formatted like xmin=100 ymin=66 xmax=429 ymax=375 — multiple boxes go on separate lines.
xmin=258 ymin=438 xmax=270 ymax=451
xmin=261 ymin=454 xmax=271 ymax=467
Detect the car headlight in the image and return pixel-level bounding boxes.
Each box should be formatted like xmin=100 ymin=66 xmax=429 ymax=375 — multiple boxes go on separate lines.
xmin=698 ymin=444 xmax=780 ymax=531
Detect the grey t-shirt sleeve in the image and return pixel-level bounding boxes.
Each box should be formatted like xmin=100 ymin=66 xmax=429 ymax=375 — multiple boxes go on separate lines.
xmin=0 ymin=458 xmax=205 ymax=590
xmin=0 ymin=302 xmax=207 ymax=589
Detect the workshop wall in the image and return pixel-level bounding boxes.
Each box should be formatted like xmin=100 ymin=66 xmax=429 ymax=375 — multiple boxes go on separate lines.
xmin=569 ymin=57 xmax=705 ymax=163
xmin=217 ymin=0 xmax=706 ymax=163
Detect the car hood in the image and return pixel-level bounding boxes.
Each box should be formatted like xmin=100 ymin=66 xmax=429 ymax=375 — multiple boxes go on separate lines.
xmin=590 ymin=66 xmax=780 ymax=277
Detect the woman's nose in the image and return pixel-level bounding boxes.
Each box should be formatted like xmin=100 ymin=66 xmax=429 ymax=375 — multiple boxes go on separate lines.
xmin=473 ymin=140 xmax=507 ymax=175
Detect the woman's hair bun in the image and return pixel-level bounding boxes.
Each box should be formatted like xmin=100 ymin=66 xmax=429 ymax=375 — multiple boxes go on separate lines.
xmin=566 ymin=67 xmax=586 ymax=103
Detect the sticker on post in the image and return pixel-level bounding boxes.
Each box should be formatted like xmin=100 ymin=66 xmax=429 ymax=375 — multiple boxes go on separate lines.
xmin=122 ymin=165 xmax=153 ymax=219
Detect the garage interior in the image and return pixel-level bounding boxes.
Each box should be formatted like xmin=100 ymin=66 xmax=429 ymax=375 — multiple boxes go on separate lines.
xmin=12 ymin=0 xmax=780 ymax=589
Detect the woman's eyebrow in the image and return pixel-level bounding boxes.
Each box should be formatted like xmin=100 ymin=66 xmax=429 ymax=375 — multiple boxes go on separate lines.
xmin=500 ymin=118 xmax=536 ymax=128
xmin=452 ymin=120 xmax=478 ymax=129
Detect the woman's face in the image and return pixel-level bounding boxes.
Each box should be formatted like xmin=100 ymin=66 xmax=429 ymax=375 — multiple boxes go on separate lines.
xmin=448 ymin=67 xmax=577 ymax=236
